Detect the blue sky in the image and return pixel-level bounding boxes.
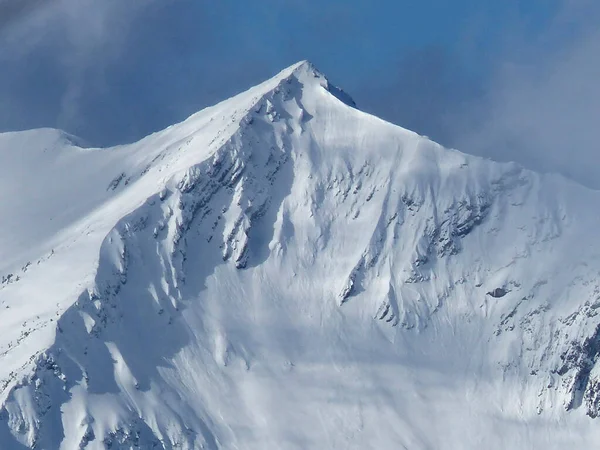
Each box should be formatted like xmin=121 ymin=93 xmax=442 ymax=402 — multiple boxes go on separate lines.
xmin=1 ymin=0 xmax=599 ymax=186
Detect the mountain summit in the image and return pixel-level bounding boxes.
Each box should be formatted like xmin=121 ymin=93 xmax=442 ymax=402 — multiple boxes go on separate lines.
xmin=1 ymin=61 xmax=600 ymax=449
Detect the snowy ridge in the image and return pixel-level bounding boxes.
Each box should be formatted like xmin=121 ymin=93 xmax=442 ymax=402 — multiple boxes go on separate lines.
xmin=2 ymin=61 xmax=600 ymax=448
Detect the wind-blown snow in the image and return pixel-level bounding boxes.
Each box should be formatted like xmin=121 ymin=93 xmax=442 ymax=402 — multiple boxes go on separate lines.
xmin=2 ymin=60 xmax=600 ymax=449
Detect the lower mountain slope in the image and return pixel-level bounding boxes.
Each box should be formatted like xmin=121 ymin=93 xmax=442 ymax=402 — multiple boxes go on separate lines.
xmin=1 ymin=62 xmax=600 ymax=449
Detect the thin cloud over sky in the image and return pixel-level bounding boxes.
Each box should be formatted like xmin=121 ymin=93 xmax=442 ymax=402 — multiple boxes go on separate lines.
xmin=0 ymin=0 xmax=157 ymax=138
xmin=1 ymin=0 xmax=599 ymax=188
xmin=451 ymin=2 xmax=600 ymax=188
xmin=0 ymin=0 xmax=45 ymax=31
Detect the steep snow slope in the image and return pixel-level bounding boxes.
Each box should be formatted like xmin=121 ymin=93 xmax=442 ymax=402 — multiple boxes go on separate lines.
xmin=2 ymin=61 xmax=600 ymax=449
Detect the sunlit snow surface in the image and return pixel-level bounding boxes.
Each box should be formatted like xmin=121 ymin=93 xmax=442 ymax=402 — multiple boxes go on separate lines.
xmin=2 ymin=61 xmax=600 ymax=449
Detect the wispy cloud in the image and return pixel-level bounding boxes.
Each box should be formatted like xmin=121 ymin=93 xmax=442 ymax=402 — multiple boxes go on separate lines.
xmin=451 ymin=1 xmax=600 ymax=188
xmin=0 ymin=0 xmax=155 ymax=137
xmin=0 ymin=1 xmax=257 ymax=145
xmin=355 ymin=1 xmax=600 ymax=189
xmin=0 ymin=0 xmax=45 ymax=32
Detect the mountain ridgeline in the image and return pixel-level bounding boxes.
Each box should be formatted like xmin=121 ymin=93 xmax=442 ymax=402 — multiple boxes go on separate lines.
xmin=1 ymin=62 xmax=600 ymax=449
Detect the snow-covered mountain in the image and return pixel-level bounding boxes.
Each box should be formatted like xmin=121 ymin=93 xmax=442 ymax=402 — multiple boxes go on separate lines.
xmin=2 ymin=61 xmax=600 ymax=449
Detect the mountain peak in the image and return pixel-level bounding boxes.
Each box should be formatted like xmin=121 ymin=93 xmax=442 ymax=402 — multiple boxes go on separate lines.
xmin=3 ymin=61 xmax=600 ymax=449
xmin=284 ymin=59 xmax=315 ymax=74
xmin=268 ymin=59 xmax=357 ymax=108
xmin=273 ymin=59 xmax=318 ymax=81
